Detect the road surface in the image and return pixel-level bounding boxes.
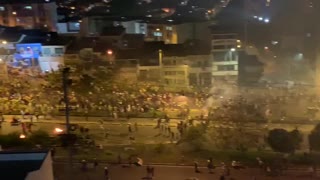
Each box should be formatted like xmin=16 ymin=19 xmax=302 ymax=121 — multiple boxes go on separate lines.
xmin=53 ymin=162 xmax=319 ymax=180
xmin=0 ymin=116 xmax=317 ymax=149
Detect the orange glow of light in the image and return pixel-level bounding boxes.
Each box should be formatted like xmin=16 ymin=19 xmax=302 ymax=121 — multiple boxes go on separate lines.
xmin=162 ymin=8 xmax=170 ymax=13
xmin=54 ymin=128 xmax=63 ymax=133
xmin=20 ymin=134 xmax=26 ymax=139
xmin=107 ymin=50 xmax=113 ymax=55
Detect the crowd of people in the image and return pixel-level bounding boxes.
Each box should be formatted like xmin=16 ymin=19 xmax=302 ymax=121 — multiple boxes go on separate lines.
xmin=0 ymin=74 xmax=319 ymax=123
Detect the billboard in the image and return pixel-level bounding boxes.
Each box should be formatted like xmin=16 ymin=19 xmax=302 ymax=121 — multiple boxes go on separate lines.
xmin=13 ymin=43 xmax=42 ymax=67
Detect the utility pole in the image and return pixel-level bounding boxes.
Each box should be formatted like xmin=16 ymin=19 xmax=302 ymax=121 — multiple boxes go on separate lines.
xmin=62 ymin=67 xmax=71 ymax=135
xmin=159 ymin=49 xmax=163 ymax=84
xmin=62 ymin=67 xmax=73 ymax=176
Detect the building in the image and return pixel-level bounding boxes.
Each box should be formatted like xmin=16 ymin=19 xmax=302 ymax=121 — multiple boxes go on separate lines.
xmin=0 ymin=0 xmax=58 ymax=31
xmin=0 ymin=27 xmax=72 ymax=73
xmin=211 ymin=33 xmax=241 ymax=83
xmin=144 ymin=24 xmax=178 ymax=44
xmin=162 ymin=55 xmax=212 ymax=88
xmin=56 ymin=22 xmax=80 ymax=34
xmin=211 ymin=31 xmax=264 ymax=85
xmin=39 ymin=45 xmax=65 ymax=72
xmin=238 ymin=49 xmax=264 ymax=86
xmin=0 ymin=150 xmax=54 ymax=180
xmin=80 ymin=16 xmax=211 ymax=45
xmin=137 ymin=43 xmax=212 ymax=89
xmin=144 ymin=22 xmax=211 ymax=45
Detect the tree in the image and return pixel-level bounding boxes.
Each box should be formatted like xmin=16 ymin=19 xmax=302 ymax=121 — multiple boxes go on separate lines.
xmin=180 ymin=126 xmax=206 ymax=151
xmin=309 ymin=124 xmax=320 ymax=151
xmin=267 ymin=129 xmax=295 ymax=153
xmin=46 ymin=49 xmax=117 ymax=95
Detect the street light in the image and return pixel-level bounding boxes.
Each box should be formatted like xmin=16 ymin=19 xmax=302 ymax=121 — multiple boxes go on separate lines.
xmin=264 ymin=18 xmax=270 ymax=23
xmin=2 ymin=41 xmax=7 ymax=44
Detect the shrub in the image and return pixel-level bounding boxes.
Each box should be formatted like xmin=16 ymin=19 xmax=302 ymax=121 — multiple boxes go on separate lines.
xmin=29 ymin=130 xmax=52 ymax=147
xmin=0 ymin=132 xmax=32 ymax=149
xmin=309 ymin=124 xmax=320 ymax=151
xmin=267 ymin=129 xmax=296 ymax=153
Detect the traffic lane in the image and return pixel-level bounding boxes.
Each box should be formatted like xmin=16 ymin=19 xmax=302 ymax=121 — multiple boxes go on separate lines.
xmin=53 ymin=163 xmax=314 ymax=180
xmin=0 ymin=122 xmax=176 ymax=145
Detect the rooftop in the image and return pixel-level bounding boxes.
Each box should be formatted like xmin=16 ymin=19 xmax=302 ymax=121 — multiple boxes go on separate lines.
xmin=0 ymin=150 xmax=49 ymax=180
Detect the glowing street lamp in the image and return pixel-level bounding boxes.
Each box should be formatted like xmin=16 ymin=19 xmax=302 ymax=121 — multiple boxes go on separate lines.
xmin=2 ymin=41 xmax=7 ymax=44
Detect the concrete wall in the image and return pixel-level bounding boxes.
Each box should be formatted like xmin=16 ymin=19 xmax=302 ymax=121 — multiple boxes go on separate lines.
xmin=39 ymin=56 xmax=64 ymax=72
xmin=25 ymin=152 xmax=54 ymax=180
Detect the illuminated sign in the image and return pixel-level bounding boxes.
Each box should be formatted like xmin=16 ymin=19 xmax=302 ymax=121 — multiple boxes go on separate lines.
xmin=14 ymin=43 xmax=42 ymax=67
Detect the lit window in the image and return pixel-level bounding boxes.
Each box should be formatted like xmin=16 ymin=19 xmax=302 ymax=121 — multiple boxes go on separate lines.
xmin=43 ymin=48 xmax=51 ymax=55
xmin=166 ymin=26 xmax=172 ymax=30
xmin=0 ymin=6 xmax=5 ymax=11
xmin=55 ymin=48 xmax=63 ymax=54
xmin=154 ymin=32 xmax=162 ymax=37
xmin=24 ymin=6 xmax=32 ymax=10
xmin=217 ymin=65 xmax=235 ymax=71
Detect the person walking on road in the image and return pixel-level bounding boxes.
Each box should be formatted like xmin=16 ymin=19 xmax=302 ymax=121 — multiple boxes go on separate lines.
xmin=207 ymin=157 xmax=214 ymax=173
xmin=194 ymin=161 xmax=200 ymax=173
xmin=93 ymin=158 xmax=98 ymax=169
xmin=134 ymin=122 xmax=138 ymax=132
xmin=104 ymin=166 xmax=110 ymax=180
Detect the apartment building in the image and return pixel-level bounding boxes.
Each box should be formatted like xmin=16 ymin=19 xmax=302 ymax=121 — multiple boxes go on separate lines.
xmin=211 ymin=33 xmax=241 ymax=83
xmin=0 ymin=1 xmax=58 ymax=31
